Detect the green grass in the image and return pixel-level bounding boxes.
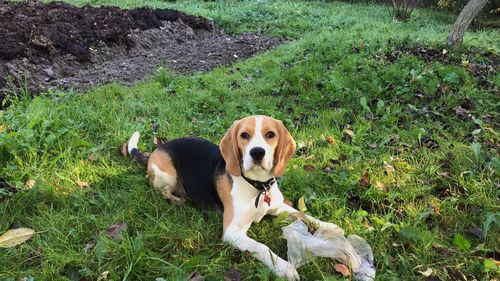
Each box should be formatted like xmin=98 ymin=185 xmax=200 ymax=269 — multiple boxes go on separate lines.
xmin=1 ymin=0 xmax=499 ymax=280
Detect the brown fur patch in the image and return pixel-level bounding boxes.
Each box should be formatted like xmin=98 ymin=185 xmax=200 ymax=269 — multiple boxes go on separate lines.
xmin=147 ymin=149 xmax=186 ymax=197
xmin=216 ymin=173 xmax=234 ymax=231
xmin=147 ymin=149 xmax=176 ymax=182
xmin=261 ymin=116 xmax=280 ymax=149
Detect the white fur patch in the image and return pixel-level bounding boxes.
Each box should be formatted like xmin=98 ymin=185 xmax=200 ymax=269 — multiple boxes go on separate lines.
xmin=128 ymin=131 xmax=140 ymax=154
xmin=242 ymin=116 xmax=275 ymax=181
xmin=151 ymin=164 xmax=177 ymax=190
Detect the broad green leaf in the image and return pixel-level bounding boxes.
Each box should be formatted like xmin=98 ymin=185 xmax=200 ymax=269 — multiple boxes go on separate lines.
xmin=376 ymin=99 xmax=385 ymax=114
xmin=482 ymin=212 xmax=500 ymax=238
xmin=482 ymin=258 xmax=498 ymax=273
xmin=0 ymin=228 xmax=35 ymax=248
xmin=487 ymin=156 xmax=500 ymax=170
xmin=273 ymin=211 xmax=289 ymax=225
xmin=360 ymin=96 xmax=371 ymax=113
xmin=443 ymin=72 xmax=459 ymax=84
xmin=453 ymin=234 xmax=471 ymax=251
xmin=471 ymin=142 xmax=481 ymax=161
xmin=399 ymin=226 xmax=433 ymax=245
xmin=95 ymin=239 xmax=106 ymax=267
xmin=133 ymin=233 xmax=144 ymax=255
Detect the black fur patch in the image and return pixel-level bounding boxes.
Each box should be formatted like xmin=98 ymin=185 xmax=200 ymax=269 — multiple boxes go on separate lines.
xmin=157 ymin=137 xmax=225 ymax=212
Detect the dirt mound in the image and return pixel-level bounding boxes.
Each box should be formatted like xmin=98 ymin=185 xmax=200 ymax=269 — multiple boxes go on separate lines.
xmin=0 ymin=1 xmax=282 ymax=106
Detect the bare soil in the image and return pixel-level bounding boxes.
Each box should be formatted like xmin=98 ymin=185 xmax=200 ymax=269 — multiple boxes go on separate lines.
xmin=0 ymin=1 xmax=282 ymax=106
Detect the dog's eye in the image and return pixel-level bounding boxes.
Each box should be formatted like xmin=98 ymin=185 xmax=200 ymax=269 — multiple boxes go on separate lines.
xmin=265 ymin=131 xmax=275 ymax=138
xmin=240 ymin=132 xmax=250 ymax=139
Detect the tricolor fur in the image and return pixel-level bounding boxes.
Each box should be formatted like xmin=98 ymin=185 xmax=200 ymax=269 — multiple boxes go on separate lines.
xmin=128 ymin=115 xmax=327 ymax=280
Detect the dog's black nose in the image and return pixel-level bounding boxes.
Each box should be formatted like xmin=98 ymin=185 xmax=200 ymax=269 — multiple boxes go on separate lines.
xmin=250 ymin=147 xmax=265 ymax=161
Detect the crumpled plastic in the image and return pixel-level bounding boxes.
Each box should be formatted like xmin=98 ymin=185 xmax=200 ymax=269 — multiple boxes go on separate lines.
xmin=282 ymin=220 xmax=376 ymax=281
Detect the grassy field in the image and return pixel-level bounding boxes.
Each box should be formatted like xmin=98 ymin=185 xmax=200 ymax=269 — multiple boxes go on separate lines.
xmin=1 ymin=0 xmax=499 ymax=280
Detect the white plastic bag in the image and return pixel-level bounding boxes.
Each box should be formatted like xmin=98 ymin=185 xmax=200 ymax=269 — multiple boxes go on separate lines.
xmin=282 ymin=220 xmax=375 ymax=281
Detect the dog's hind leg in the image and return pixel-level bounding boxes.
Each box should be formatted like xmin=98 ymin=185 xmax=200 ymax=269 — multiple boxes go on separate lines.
xmin=147 ymin=150 xmax=185 ymax=205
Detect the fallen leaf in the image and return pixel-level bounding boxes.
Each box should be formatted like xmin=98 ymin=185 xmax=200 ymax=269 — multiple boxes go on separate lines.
xmin=298 ymin=196 xmax=307 ymax=212
xmin=304 ymin=164 xmax=314 ymax=171
xmin=453 ymin=234 xmax=471 ymax=251
xmin=325 ymin=135 xmax=336 ymax=144
xmin=105 ymin=222 xmax=127 ymax=240
xmin=88 ymin=152 xmax=98 ymax=161
xmin=471 ymin=129 xmax=481 ymax=135
xmin=224 ymin=269 xmax=241 ymax=281
xmin=0 ymin=228 xmax=35 ymax=248
xmin=188 ymin=271 xmax=203 ymax=281
xmin=76 ymin=181 xmax=90 ymax=188
xmin=329 ymin=159 xmax=341 ymax=165
xmin=0 ymin=178 xmax=17 ymax=193
xmin=121 ymin=143 xmax=127 ymax=159
xmin=446 ymin=267 xmax=467 ymax=281
xmin=343 ymin=129 xmax=355 ymax=144
xmin=291 ymin=212 xmax=307 ymax=221
xmin=151 ymin=123 xmax=158 ymax=132
xmin=358 ymin=171 xmax=370 ymax=188
xmin=419 ymin=267 xmax=433 ymax=277
xmin=85 ymin=241 xmax=95 ymax=252
xmin=368 ymin=143 xmax=379 ymax=148
xmin=375 ymin=181 xmax=386 ymax=191
xmin=334 ymin=263 xmax=351 ymax=277
xmin=384 ymin=161 xmax=395 ymax=176
xmin=466 ymin=227 xmax=484 ymax=239
xmin=24 ymin=179 xmax=36 ymax=189
xmin=453 ymin=106 xmax=470 ymax=121
xmin=283 ymin=199 xmax=294 ymax=207
xmin=97 ymin=271 xmax=109 ymax=281
xmin=420 ymin=135 xmax=440 ymax=149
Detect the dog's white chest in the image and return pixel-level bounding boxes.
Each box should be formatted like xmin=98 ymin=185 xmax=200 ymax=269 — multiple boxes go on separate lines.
xmin=231 ymin=177 xmax=285 ymax=224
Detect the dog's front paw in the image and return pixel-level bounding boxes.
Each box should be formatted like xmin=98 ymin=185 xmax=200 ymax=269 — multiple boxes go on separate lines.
xmin=275 ymin=260 xmax=300 ymax=281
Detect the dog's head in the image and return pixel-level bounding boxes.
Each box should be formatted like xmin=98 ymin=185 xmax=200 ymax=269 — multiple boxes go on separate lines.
xmin=220 ymin=115 xmax=296 ymax=180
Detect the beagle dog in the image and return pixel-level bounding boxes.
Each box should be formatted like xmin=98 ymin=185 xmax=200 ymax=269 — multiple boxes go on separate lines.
xmin=128 ymin=115 xmax=324 ymax=280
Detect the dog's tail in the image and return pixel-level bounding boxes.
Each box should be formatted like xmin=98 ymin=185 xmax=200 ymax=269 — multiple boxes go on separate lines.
xmin=128 ymin=132 xmax=150 ymax=165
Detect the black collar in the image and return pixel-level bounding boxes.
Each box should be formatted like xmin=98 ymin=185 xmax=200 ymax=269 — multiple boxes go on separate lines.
xmin=241 ymin=174 xmax=276 ymax=208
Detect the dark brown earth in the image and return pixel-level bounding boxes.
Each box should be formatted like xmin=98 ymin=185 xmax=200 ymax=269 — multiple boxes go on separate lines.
xmin=0 ymin=1 xmax=282 ymax=106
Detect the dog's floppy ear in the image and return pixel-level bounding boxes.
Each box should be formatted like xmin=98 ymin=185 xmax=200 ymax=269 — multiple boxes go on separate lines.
xmin=273 ymin=120 xmax=296 ymax=177
xmin=220 ymin=120 xmax=242 ymax=176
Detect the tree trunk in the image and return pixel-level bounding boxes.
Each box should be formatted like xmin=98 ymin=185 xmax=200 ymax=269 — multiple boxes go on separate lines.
xmin=447 ymin=0 xmax=490 ymax=46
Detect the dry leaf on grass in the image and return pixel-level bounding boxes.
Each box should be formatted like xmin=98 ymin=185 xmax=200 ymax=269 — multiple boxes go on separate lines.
xmin=325 ymin=135 xmax=336 ymax=144
xmin=334 ymin=263 xmax=351 ymax=276
xmin=105 ymin=222 xmax=127 ymax=240
xmin=358 ymin=171 xmax=370 ymax=188
xmin=304 ymin=164 xmax=315 ymax=171
xmin=76 ymin=181 xmax=90 ymax=188
xmin=224 ymin=269 xmax=241 ymax=281
xmin=97 ymin=271 xmax=109 ymax=281
xmin=24 ymin=179 xmax=36 ymax=189
xmin=120 ymin=143 xmax=127 ymax=159
xmin=343 ymin=128 xmax=355 ymax=143
xmin=466 ymin=227 xmax=484 ymax=239
xmin=419 ymin=267 xmax=433 ymax=277
xmin=384 ymin=161 xmax=395 ymax=176
xmin=188 ymin=272 xmax=203 ymax=281
xmin=0 ymin=227 xmax=35 ymax=248
xmin=298 ymin=196 xmax=307 ymax=212
xmin=375 ymin=181 xmax=386 ymax=192
xmin=283 ymin=199 xmax=294 ymax=207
